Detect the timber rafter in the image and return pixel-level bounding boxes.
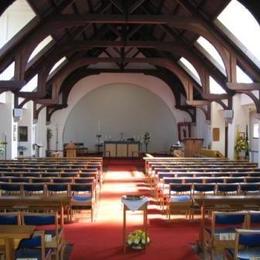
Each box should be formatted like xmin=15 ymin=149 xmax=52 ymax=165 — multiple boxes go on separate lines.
xmin=0 ymin=0 xmax=259 ymax=118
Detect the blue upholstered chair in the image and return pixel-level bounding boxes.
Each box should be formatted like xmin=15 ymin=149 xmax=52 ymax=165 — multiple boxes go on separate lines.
xmin=240 ymin=184 xmax=260 ymax=194
xmin=193 ymin=184 xmax=216 ymax=194
xmin=0 ymin=212 xmax=21 ymax=256
xmin=248 ymin=211 xmax=260 ymax=229
xmin=15 ymin=231 xmax=52 ymax=260
xmin=46 ymin=183 xmax=69 ymax=196
xmin=0 ymin=183 xmax=21 ymax=195
xmin=22 ymin=212 xmax=64 ymax=260
xmin=23 ymin=183 xmax=45 ymax=196
xmin=224 ymin=229 xmax=260 ymax=260
xmin=204 ymin=211 xmax=247 ymax=259
xmin=0 ymin=212 xmax=21 ymax=225
xmin=217 ymin=184 xmax=239 ymax=195
xmin=166 ymin=184 xmax=193 ymax=220
xmin=70 ymin=183 xmax=95 ymax=222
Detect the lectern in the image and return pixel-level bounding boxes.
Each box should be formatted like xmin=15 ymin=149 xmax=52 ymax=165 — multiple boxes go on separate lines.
xmin=183 ymin=138 xmax=203 ymax=157
xmin=65 ymin=142 xmax=76 ymax=157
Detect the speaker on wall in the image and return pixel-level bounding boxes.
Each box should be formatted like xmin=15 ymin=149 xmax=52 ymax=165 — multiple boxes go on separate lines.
xmin=223 ymin=109 xmax=233 ymax=124
xmin=13 ymin=108 xmax=23 ymax=120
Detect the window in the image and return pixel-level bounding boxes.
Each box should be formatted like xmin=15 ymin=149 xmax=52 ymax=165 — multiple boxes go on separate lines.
xmin=18 ymin=126 xmax=28 ymax=142
xmin=216 ymin=0 xmax=260 ymax=68
xmin=253 ymin=123 xmax=259 ymax=139
xmin=178 ymin=57 xmax=201 ymax=85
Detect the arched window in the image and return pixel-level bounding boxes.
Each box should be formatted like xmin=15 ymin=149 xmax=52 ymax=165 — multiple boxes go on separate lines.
xmin=49 ymin=57 xmax=67 ymax=76
xmin=217 ymin=0 xmax=260 ymax=68
xmin=20 ymin=75 xmax=38 ymax=92
xmin=195 ymin=36 xmax=226 ymax=76
xmin=28 ymin=36 xmax=53 ymax=62
xmin=0 ymin=0 xmax=35 ymax=49
xmin=178 ymin=57 xmax=201 ymax=85
xmin=209 ymin=77 xmax=226 ymax=94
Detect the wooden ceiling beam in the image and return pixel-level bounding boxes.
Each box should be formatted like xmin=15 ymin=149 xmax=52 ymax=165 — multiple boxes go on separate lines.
xmin=129 ymin=0 xmax=147 ymax=13
xmin=109 ymin=0 xmax=123 ymax=13
xmin=227 ymin=83 xmax=260 ymax=91
xmin=176 ymin=0 xmax=260 ymax=82
xmin=0 ymin=80 xmax=26 ymax=90
xmin=48 ymin=14 xmax=200 ymax=26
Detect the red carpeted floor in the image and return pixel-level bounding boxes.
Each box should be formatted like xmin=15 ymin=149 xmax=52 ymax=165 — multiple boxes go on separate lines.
xmin=64 ymin=163 xmax=200 ymax=260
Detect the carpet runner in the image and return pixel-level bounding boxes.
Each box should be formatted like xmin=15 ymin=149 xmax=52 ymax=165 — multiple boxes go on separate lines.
xmin=64 ymin=165 xmax=199 ymax=259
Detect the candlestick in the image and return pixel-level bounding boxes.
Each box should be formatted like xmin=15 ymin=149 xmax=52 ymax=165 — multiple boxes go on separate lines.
xmin=98 ymin=120 xmax=101 ymax=133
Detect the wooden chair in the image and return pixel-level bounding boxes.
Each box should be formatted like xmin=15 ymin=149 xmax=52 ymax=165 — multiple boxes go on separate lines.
xmin=203 ymin=211 xmax=247 ymax=259
xmin=70 ymin=183 xmax=95 ymax=222
xmin=224 ymin=229 xmax=260 ymax=260
xmin=22 ymin=212 xmax=65 ymax=260
xmin=0 ymin=212 xmax=21 ymax=257
xmin=166 ymin=183 xmax=193 ymax=220
xmin=15 ymin=230 xmax=53 ymax=260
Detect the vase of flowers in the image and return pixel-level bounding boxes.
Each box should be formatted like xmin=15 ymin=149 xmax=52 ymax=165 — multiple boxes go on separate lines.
xmin=234 ymin=132 xmax=249 ymax=160
xmin=143 ymin=132 xmax=151 ymax=153
xmin=127 ymin=229 xmax=150 ymax=250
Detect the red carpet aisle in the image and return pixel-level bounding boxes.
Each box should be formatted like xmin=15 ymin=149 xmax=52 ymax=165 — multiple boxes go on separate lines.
xmin=64 ymin=166 xmax=200 ymax=260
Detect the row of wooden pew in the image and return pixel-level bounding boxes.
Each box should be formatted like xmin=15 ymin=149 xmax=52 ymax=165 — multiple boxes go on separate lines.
xmin=0 ymin=211 xmax=64 ymax=260
xmin=0 ymin=157 xmax=103 ymax=222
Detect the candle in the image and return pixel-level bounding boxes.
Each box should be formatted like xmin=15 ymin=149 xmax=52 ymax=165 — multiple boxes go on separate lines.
xmin=98 ymin=120 xmax=101 ymax=133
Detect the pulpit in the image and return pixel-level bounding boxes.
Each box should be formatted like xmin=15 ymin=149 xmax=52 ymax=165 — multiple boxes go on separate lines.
xmin=183 ymin=138 xmax=203 ymax=157
xmin=65 ymin=142 xmax=76 ymax=157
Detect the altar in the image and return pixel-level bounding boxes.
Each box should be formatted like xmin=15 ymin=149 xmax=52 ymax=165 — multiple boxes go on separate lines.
xmin=104 ymin=141 xmax=140 ymax=158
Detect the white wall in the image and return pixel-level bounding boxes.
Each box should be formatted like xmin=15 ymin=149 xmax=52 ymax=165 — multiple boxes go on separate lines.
xmin=211 ymin=102 xmax=226 ymax=155
xmin=195 ymin=108 xmax=210 ymax=148
xmin=17 ymin=101 xmax=34 ymax=157
xmin=35 ymin=107 xmax=47 ymax=157
xmin=50 ymin=73 xmax=191 ymax=152
xmin=0 ymin=92 xmax=17 ymax=159
xmin=64 ymin=83 xmax=178 ymax=153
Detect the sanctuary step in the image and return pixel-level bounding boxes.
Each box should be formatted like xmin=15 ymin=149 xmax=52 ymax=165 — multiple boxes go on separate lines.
xmin=103 ymin=158 xmax=144 ymax=171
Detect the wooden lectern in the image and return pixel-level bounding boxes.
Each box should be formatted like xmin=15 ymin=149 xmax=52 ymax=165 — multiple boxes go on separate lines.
xmin=183 ymin=138 xmax=203 ymax=157
xmin=65 ymin=142 xmax=76 ymax=157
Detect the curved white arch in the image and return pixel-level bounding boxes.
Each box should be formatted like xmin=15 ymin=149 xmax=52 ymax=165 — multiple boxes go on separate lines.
xmin=50 ymin=73 xmax=191 ymax=150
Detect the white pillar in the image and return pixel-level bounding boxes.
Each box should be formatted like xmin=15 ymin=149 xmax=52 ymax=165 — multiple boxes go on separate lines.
xmin=256 ymin=114 xmax=260 ymax=167
xmin=35 ymin=107 xmax=47 ymax=157
xmin=0 ymin=92 xmax=18 ymax=159
xmin=211 ymin=102 xmax=225 ymax=155
xmin=227 ymin=95 xmax=250 ymax=160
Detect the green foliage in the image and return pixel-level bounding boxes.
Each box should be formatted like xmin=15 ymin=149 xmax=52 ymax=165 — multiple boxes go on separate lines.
xmin=127 ymin=229 xmax=150 ymax=248
xmin=234 ymin=134 xmax=249 ymax=153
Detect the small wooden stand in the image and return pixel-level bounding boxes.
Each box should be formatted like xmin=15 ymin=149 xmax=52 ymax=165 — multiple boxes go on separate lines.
xmin=122 ymin=198 xmax=148 ymax=253
xmin=183 ymin=138 xmax=203 ymax=157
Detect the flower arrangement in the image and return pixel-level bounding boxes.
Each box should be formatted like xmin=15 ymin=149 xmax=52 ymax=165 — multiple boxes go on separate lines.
xmin=234 ymin=134 xmax=248 ymax=153
xmin=127 ymin=229 xmax=150 ymax=250
xmin=234 ymin=131 xmax=249 ymax=160
xmin=143 ymin=132 xmax=151 ymax=144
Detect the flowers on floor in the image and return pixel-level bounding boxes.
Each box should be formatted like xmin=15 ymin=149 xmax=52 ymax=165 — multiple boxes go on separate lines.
xmin=127 ymin=229 xmax=150 ymax=249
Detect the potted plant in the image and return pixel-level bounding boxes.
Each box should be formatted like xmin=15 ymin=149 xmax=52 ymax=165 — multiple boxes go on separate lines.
xmin=127 ymin=229 xmax=150 ymax=250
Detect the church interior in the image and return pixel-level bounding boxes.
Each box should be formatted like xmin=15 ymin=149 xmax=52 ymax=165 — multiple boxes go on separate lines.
xmin=0 ymin=0 xmax=260 ymax=259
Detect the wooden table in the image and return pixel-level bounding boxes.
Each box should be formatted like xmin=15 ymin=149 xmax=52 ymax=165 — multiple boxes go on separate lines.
xmin=122 ymin=198 xmax=148 ymax=253
xmin=0 ymin=225 xmax=35 ymax=260
xmin=0 ymin=195 xmax=71 ymax=226
xmin=194 ymin=195 xmax=260 ymax=246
